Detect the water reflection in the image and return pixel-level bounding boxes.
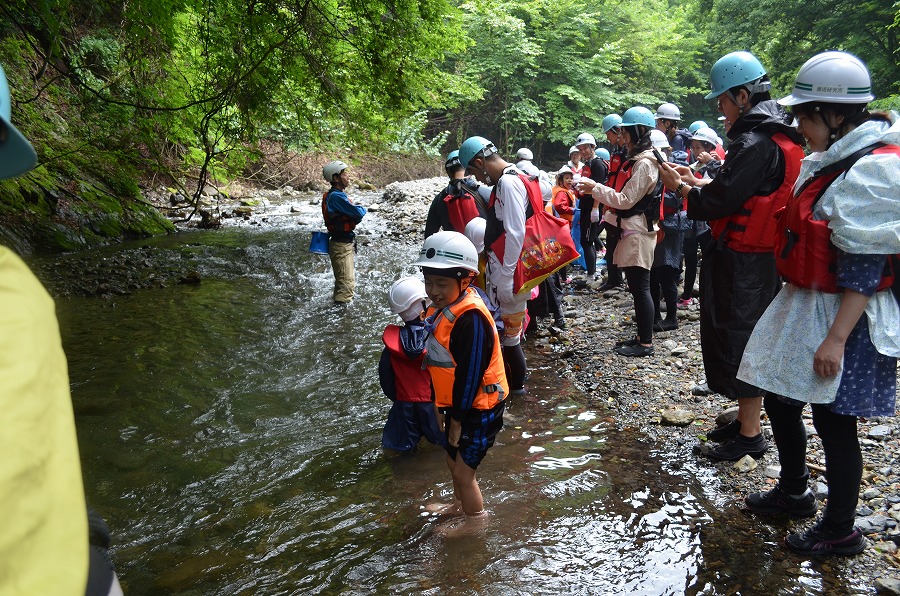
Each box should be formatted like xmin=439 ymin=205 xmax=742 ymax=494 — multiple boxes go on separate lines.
xmin=36 ymin=219 xmax=865 ymax=595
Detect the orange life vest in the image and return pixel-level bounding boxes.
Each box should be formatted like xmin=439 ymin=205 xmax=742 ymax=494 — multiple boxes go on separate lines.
xmin=424 ymin=288 xmax=508 ymax=410
xmin=775 ymin=143 xmax=900 ymax=293
xmin=321 ymin=190 xmax=358 ymax=235
xmin=709 ymin=132 xmax=804 ymax=253
xmin=382 ymin=325 xmax=432 ymax=403
xmin=550 ymin=185 xmax=576 ymax=221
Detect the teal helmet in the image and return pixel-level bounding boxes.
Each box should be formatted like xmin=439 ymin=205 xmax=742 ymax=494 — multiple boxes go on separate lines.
xmin=444 ymin=150 xmax=461 ymax=171
xmin=688 ymin=120 xmax=708 ymax=133
xmin=705 ymin=51 xmax=769 ymax=100
xmin=0 ymin=64 xmax=38 ymax=179
xmin=620 ymin=106 xmax=655 ymax=128
xmin=458 ymin=136 xmax=498 ymax=169
xmin=594 ymin=148 xmax=610 ymax=160
xmin=601 ymin=113 xmax=622 ymax=133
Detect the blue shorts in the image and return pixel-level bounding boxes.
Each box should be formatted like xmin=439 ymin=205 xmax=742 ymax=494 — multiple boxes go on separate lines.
xmin=382 ymin=401 xmax=446 ymax=452
xmin=444 ymin=401 xmax=505 ymax=469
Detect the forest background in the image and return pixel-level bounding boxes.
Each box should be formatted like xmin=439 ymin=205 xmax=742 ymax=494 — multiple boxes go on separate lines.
xmin=1 ymin=0 xmax=898 ymax=251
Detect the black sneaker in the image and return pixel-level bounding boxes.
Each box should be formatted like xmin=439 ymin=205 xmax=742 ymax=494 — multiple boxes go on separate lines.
xmin=614 ymin=343 xmax=654 ymax=357
xmin=653 ymin=319 xmax=678 ymax=332
xmin=553 ymin=317 xmax=567 ymax=330
xmin=745 ymin=486 xmax=817 ymax=518
xmin=614 ymin=337 xmax=640 ymax=348
xmin=706 ymin=419 xmax=741 ymax=442
xmin=701 ymin=433 xmax=768 ymax=461
xmin=785 ymin=520 xmax=865 ymax=556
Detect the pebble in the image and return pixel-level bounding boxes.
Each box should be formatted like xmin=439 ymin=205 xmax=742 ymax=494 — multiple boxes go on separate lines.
xmin=734 ymin=455 xmax=758 ymax=473
xmin=869 ymin=425 xmax=893 ymax=440
xmin=660 ymin=409 xmax=695 ymax=426
xmin=765 ymin=465 xmax=781 ymax=479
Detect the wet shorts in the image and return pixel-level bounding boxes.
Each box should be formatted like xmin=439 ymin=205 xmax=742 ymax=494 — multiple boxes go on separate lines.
xmin=444 ymin=401 xmax=505 ymax=469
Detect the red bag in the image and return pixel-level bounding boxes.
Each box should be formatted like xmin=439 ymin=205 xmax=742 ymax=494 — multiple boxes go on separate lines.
xmin=490 ymin=174 xmax=580 ymax=295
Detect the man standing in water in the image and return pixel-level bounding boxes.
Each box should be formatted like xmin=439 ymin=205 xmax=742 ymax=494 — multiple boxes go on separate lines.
xmin=322 ymin=160 xmax=367 ymax=304
xmin=458 ymin=136 xmax=530 ymax=396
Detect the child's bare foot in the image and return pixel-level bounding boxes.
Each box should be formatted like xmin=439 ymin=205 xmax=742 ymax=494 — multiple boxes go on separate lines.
xmin=423 ymin=502 xmax=462 ymax=515
xmin=433 ymin=510 xmax=489 ymax=538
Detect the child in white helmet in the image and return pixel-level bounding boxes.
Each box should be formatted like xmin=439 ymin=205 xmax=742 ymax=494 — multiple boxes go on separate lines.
xmin=379 ymin=276 xmax=445 ymax=452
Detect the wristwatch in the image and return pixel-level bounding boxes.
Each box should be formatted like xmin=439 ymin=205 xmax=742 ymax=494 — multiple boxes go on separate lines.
xmin=676 ymin=181 xmax=689 ymax=195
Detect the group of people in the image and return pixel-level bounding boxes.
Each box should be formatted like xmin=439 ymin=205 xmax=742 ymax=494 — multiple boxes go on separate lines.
xmin=322 ymin=49 xmax=900 ymax=557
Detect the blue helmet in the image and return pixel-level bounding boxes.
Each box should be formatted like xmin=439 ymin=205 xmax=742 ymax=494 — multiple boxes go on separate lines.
xmin=620 ymin=106 xmax=655 ymax=128
xmin=688 ymin=120 xmax=708 ymax=133
xmin=444 ymin=150 xmax=461 ymax=170
xmin=0 ymin=64 xmax=38 ymax=179
xmin=705 ymin=51 xmax=769 ymax=100
xmin=601 ymin=113 xmax=622 ymax=132
xmin=458 ymin=136 xmax=498 ymax=169
xmin=594 ymin=148 xmax=610 ymax=160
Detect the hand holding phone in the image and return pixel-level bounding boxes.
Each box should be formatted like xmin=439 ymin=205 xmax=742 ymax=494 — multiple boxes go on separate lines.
xmin=652 ymin=148 xmax=666 ymax=165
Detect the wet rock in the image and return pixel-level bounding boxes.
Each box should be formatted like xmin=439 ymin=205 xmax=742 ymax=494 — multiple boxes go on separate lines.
xmin=734 ymin=455 xmax=758 ymax=473
xmin=178 ymin=271 xmax=202 ymax=285
xmin=234 ymin=206 xmax=253 ymax=216
xmin=661 ymin=409 xmax=695 ymax=426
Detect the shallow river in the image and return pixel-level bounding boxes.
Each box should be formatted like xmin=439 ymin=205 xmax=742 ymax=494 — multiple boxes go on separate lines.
xmin=40 ymin=200 xmax=866 ymax=595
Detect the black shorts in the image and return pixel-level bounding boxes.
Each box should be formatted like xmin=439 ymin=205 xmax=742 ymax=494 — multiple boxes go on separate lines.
xmin=444 ymin=401 xmax=505 ymax=469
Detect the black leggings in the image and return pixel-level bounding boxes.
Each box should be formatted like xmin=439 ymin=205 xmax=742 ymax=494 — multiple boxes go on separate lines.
xmin=624 ymin=266 xmax=653 ymax=344
xmin=681 ymin=230 xmax=711 ymax=300
xmin=764 ymin=393 xmax=861 ymax=534
xmin=650 ymin=265 xmax=679 ymax=322
xmin=580 ymin=218 xmax=601 ymax=276
xmin=602 ymin=222 xmax=623 ymax=284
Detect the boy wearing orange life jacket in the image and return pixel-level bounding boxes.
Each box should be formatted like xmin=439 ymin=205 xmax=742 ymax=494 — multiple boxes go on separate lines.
xmin=379 ymin=277 xmax=446 ymax=452
xmin=414 ymin=231 xmax=508 ymax=523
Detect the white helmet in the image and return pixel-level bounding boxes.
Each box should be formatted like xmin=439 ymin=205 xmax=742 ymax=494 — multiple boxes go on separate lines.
xmin=322 ymin=160 xmax=348 ymax=182
xmin=575 ymin=132 xmax=596 ymax=147
xmin=515 ymin=147 xmax=534 ymax=161
xmin=691 ymin=127 xmax=719 ymax=147
xmin=388 ymin=276 xmax=428 ymax=321
xmin=568 ymin=145 xmax=580 ymax=156
xmin=650 ymin=129 xmax=671 ymax=149
xmin=778 ymin=51 xmax=875 ymax=106
xmin=654 ymin=102 xmax=681 ymax=121
xmin=413 ymin=230 xmax=479 ymax=273
xmin=463 ymin=216 xmax=486 ymax=254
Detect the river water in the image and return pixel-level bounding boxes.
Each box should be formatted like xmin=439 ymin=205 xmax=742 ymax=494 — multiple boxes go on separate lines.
xmin=40 ymin=197 xmax=865 ymax=595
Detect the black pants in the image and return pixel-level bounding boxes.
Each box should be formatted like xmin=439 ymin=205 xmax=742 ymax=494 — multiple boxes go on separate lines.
xmin=602 ymin=222 xmax=623 ymax=284
xmin=624 ymin=266 xmax=653 ymax=344
xmin=650 ymin=265 xmax=679 ymax=322
xmin=681 ymin=230 xmax=711 ymax=300
xmin=765 ymin=393 xmax=861 ymax=535
xmin=580 ymin=218 xmax=601 ymax=276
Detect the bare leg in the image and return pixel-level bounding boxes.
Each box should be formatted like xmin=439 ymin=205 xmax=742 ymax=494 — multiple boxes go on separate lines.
xmin=737 ymin=396 xmax=762 ymax=437
xmin=447 ymin=452 xmax=483 ymax=515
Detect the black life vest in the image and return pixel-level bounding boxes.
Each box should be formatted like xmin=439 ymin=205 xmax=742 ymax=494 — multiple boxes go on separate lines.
xmin=612 ymin=156 xmax=663 ymax=232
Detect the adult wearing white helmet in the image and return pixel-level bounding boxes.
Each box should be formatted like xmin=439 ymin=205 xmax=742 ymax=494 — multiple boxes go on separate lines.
xmin=566 ymin=145 xmax=582 ymax=174
xmin=424 ymin=150 xmax=487 ymax=238
xmin=514 ymin=146 xmax=552 ymax=202
xmin=0 ymin=62 xmax=123 ymax=595
xmin=322 ymin=159 xmax=367 ymax=303
xmin=574 ymin=131 xmax=609 ymax=279
xmin=658 ymin=50 xmax=805 ymax=461
xmin=655 ymin=102 xmax=692 ymax=152
xmin=739 ymin=51 xmax=900 ymax=558
xmin=458 ymin=136 xmax=531 ymax=395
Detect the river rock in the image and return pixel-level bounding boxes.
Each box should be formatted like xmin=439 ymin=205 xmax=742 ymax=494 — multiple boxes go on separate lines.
xmin=875 ymin=577 xmax=900 ymax=595
xmin=661 ymin=409 xmax=695 ymax=426
xmin=733 ymin=455 xmax=758 ymax=473
xmin=765 ymin=464 xmax=781 ymax=479
xmin=869 ymin=425 xmax=893 ymax=440
xmin=857 ymin=514 xmax=893 ymax=534
xmin=715 ymin=407 xmax=739 ymax=427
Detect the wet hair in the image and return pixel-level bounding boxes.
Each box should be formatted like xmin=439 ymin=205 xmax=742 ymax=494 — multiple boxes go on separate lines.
xmin=791 ymin=103 xmax=891 ymax=147
xmin=623 ymin=125 xmax=653 ymax=160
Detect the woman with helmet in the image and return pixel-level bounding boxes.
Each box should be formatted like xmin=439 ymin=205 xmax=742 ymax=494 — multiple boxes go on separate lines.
xmin=414 ymin=231 xmax=508 ymax=526
xmin=578 ymin=106 xmax=662 ymax=356
xmin=599 ymin=113 xmax=628 ymax=290
xmin=424 ymin=150 xmax=487 ymax=238
xmin=737 ymin=52 xmax=900 ymax=557
xmin=379 ymin=276 xmax=446 ymax=452
xmin=322 ymin=159 xmax=367 ymax=304
xmin=459 ymin=136 xmax=531 ymax=395
xmin=658 ymin=51 xmax=805 ymax=460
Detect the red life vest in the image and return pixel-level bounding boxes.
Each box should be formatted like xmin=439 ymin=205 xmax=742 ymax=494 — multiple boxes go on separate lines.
xmin=709 ymin=132 xmax=804 ymax=253
xmin=382 ymin=325 xmax=432 ymax=403
xmin=321 ymin=190 xmax=358 ymax=235
xmin=485 ymin=172 xmax=542 ymax=255
xmin=775 ymin=143 xmax=900 ymax=293
xmin=611 ymin=156 xmax=663 ymax=231
xmin=443 ymin=185 xmax=483 ymax=233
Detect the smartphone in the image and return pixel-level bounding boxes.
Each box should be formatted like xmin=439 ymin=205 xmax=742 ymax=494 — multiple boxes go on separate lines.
xmin=652 ymin=148 xmax=666 ymax=165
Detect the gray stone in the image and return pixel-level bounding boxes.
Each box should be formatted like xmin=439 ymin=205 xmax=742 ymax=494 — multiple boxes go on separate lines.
xmin=670 ymin=346 xmax=689 ymax=356
xmin=869 ymin=425 xmax=892 ymax=440
xmin=865 ymin=488 xmax=884 ymax=500
xmin=660 ymin=409 xmax=695 ymax=426
xmin=857 ymin=514 xmax=892 ymax=534
xmin=875 ymin=577 xmax=900 ymax=595
xmin=814 ymin=482 xmax=829 ymax=499
xmin=733 ymin=455 xmax=758 ymax=473
xmin=661 ymin=339 xmax=678 ymax=352
xmin=765 ymin=465 xmax=781 ymax=479
xmin=715 ymin=407 xmax=739 ymax=427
